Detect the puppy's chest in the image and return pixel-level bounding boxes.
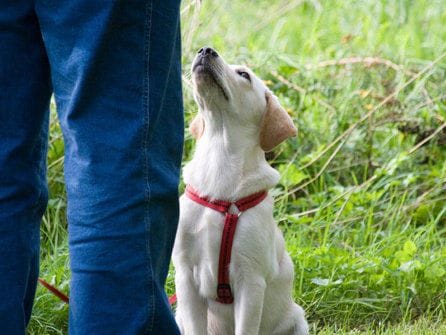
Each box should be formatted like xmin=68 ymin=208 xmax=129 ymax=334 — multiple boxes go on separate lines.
xmin=190 ymin=210 xmax=228 ymax=297
xmin=186 ymin=211 xmax=275 ymax=303
xmin=187 ymin=209 xmax=262 ymax=299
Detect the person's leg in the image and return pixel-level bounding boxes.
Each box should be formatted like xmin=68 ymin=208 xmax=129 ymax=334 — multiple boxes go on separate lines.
xmin=36 ymin=0 xmax=183 ymax=333
xmin=0 ymin=2 xmax=51 ymax=334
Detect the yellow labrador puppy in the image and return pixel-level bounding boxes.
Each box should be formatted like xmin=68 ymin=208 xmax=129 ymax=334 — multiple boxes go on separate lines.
xmin=172 ymin=47 xmax=308 ymax=335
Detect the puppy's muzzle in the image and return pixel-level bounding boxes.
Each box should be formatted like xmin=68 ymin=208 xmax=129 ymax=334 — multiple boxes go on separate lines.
xmin=193 ymin=46 xmax=219 ymax=72
xmin=198 ymin=46 xmax=218 ymax=58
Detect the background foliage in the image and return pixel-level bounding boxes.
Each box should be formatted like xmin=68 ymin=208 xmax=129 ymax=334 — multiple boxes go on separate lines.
xmin=30 ymin=1 xmax=446 ymax=333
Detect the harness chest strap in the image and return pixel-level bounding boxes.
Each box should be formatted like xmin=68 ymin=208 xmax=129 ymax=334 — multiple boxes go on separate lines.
xmin=185 ymin=185 xmax=268 ymax=304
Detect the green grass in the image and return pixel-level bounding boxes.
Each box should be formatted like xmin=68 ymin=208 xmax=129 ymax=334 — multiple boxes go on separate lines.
xmin=29 ymin=0 xmax=446 ymax=334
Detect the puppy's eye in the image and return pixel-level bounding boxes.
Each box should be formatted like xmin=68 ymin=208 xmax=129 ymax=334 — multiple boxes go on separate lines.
xmin=237 ymin=71 xmax=251 ymax=81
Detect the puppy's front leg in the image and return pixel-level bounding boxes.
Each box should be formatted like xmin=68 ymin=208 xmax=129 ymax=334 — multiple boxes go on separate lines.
xmin=233 ymin=276 xmax=266 ymax=335
xmin=175 ymin=267 xmax=207 ymax=335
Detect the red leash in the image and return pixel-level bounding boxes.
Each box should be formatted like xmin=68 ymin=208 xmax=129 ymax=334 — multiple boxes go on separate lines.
xmin=39 ymin=186 xmax=267 ymax=306
xmin=185 ymin=185 xmax=268 ymax=304
xmin=169 ymin=293 xmax=177 ymax=305
xmin=38 ymin=278 xmax=69 ymax=303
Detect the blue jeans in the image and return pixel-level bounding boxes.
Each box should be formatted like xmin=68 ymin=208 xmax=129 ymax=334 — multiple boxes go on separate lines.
xmin=0 ymin=0 xmax=183 ymax=334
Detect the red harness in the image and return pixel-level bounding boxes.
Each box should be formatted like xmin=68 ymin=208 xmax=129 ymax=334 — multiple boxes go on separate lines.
xmin=185 ymin=185 xmax=268 ymax=304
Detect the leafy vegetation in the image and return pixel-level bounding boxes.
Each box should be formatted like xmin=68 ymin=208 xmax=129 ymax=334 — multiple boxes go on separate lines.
xmin=30 ymin=0 xmax=446 ymax=333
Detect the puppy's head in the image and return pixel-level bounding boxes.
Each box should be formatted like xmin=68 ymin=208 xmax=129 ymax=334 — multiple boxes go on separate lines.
xmin=190 ymin=47 xmax=296 ymax=152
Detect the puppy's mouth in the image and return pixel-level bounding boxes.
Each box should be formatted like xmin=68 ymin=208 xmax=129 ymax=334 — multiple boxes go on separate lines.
xmin=192 ymin=58 xmax=229 ymax=101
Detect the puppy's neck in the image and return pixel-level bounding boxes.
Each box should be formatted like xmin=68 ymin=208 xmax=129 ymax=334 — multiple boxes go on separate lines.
xmin=183 ymin=127 xmax=280 ymax=200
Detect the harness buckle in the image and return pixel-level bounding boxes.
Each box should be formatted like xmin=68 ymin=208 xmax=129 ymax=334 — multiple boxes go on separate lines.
xmin=216 ymin=284 xmax=234 ymax=304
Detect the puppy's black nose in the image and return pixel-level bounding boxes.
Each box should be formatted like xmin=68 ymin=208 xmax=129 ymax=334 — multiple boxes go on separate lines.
xmin=198 ymin=46 xmax=218 ymax=58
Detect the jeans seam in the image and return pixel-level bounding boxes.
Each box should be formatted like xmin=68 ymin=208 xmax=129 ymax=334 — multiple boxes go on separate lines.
xmin=156 ymin=19 xmax=179 ymax=125
xmin=142 ymin=0 xmax=155 ymax=333
xmin=34 ymin=112 xmax=49 ymax=216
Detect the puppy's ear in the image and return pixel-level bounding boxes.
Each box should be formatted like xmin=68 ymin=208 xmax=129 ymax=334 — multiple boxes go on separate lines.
xmin=190 ymin=113 xmax=205 ymax=139
xmin=260 ymin=91 xmax=297 ymax=152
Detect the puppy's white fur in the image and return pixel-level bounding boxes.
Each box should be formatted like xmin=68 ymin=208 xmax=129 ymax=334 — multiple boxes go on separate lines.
xmin=172 ymin=49 xmax=309 ymax=335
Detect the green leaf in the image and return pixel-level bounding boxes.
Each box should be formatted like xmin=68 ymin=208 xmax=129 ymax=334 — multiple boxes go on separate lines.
xmin=403 ymin=240 xmax=417 ymax=256
xmin=278 ymin=164 xmax=309 ymax=187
